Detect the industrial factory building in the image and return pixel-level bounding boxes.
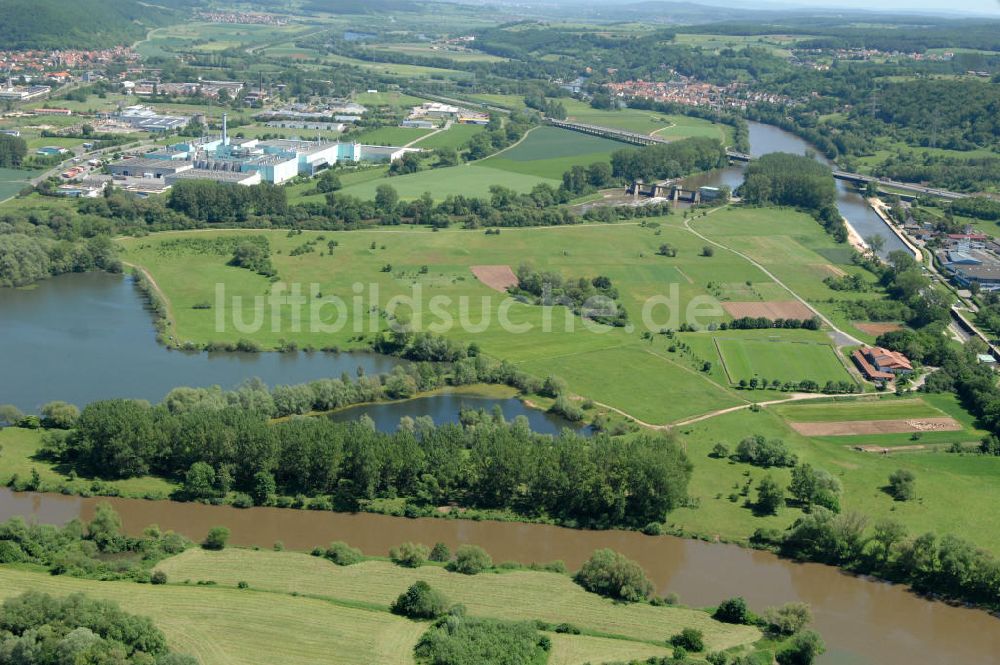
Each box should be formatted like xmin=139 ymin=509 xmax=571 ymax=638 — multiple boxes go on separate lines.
xmin=108 ymin=114 xmax=411 ymax=188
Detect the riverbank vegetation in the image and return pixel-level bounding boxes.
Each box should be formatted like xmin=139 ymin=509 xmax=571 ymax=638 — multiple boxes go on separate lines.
xmin=0 ymin=503 xmax=191 ymax=587
xmin=739 ymin=153 xmax=845 ymax=242
xmin=0 ymin=537 xmax=784 ymax=665
xmin=0 ymin=233 xmax=121 ymax=288
xmin=41 ymin=396 xmax=691 ymax=529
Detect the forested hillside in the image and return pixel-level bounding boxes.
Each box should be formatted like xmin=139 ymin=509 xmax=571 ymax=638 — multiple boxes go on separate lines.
xmin=0 ymin=0 xmax=182 ymax=49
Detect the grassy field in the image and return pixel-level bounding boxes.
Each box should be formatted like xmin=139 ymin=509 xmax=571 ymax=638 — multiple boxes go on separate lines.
xmin=771 ymin=393 xmax=987 ymax=448
xmin=465 ymin=93 xmax=529 ymax=111
xmin=547 ymin=634 xmax=671 ymax=665
xmin=136 ymin=22 xmax=311 ymax=59
xmin=0 ymin=566 xmax=424 ymax=665
xmin=352 ymin=126 xmax=436 ymax=146
xmin=715 ymin=337 xmax=853 ymax=386
xmin=561 ymin=100 xmax=729 ymax=142
xmin=372 ymin=42 xmax=507 ymax=63
xmin=410 ymin=122 xmax=484 ymax=150
xmin=0 ymin=427 xmax=177 ymax=497
xmin=353 ymin=91 xmax=429 ymax=109
xmin=772 ymin=397 xmax=947 ymax=422
xmin=477 ymin=126 xmax=623 ymax=180
xmin=694 ymin=205 xmax=888 ymax=343
xmin=117 ymin=221 xmax=752 ymax=424
xmin=157 ymin=548 xmax=761 ymax=652
xmin=338 ymin=163 xmax=559 ymax=201
xmin=323 ymin=52 xmax=473 ymax=80
xmin=116 ymin=205 xmax=883 ymax=424
xmin=0 ymin=167 xmax=40 ymax=201
xmin=671 ymin=402 xmax=1000 ymax=554
xmin=673 ymin=33 xmax=803 ymax=58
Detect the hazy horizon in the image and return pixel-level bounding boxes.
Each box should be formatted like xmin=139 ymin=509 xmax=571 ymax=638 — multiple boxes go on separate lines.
xmin=562 ymin=0 xmax=1000 ymax=17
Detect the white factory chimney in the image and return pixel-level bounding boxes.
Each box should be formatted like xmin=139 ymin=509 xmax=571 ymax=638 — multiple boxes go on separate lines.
xmin=222 ymin=113 xmax=228 ymax=146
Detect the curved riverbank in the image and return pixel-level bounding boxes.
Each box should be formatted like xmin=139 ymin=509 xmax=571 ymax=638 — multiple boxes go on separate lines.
xmin=2 ymin=487 xmax=998 ymax=665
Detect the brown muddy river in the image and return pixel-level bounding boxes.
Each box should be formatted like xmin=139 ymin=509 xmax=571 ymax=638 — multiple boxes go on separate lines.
xmin=1 ymin=488 xmax=996 ymax=665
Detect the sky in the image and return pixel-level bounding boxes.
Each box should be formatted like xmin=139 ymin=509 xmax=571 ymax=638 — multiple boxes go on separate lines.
xmin=754 ymin=0 xmax=999 ymax=15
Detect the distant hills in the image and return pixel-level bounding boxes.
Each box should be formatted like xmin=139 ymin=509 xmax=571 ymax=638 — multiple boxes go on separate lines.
xmin=0 ymin=0 xmax=186 ymax=50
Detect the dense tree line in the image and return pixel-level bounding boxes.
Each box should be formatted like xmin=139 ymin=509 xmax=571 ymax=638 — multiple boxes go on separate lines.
xmin=0 ymin=232 xmax=120 ymax=288
xmin=416 ymin=613 xmax=549 ymax=665
xmin=678 ymin=17 xmax=1000 ymax=56
xmin=47 ymin=402 xmax=691 ymax=528
xmin=739 ymin=152 xmax=845 ymax=242
xmin=0 ymin=506 xmax=189 ymax=581
xmin=754 ymin=506 xmax=1000 ymax=611
xmin=949 ymin=196 xmax=1000 ymax=222
xmin=167 ymin=181 xmax=289 ymax=224
xmin=523 ymin=93 xmax=567 ymax=120
xmin=0 ymin=135 xmax=27 ymax=169
xmin=0 ymin=590 xmax=197 ymax=665
xmin=740 ymin=153 xmax=835 ymax=211
xmin=720 ymin=316 xmax=821 ymax=331
xmin=874 ymin=154 xmax=1000 ymax=194
xmin=610 ymin=137 xmax=728 ymax=182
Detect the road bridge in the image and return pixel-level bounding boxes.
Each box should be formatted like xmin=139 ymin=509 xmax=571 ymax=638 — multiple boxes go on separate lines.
xmin=549 ymin=119 xmax=973 ymax=201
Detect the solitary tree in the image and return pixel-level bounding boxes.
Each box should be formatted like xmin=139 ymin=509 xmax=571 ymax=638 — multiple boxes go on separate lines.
xmin=573 ymin=549 xmax=653 ymax=602
xmin=447 ymin=545 xmax=493 ymax=575
xmin=888 ymin=469 xmax=916 ymax=501
xmin=713 ymin=597 xmax=751 ymax=624
xmin=202 ymin=526 xmax=231 ymax=551
xmin=390 ymin=542 xmax=429 ymax=568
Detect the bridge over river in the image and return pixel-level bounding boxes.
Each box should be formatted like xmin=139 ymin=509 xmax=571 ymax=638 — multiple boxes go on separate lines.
xmin=547 ymin=118 xmax=972 ymax=200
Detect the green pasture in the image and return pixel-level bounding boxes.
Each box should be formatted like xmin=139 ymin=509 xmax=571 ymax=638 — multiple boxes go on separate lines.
xmin=715 ymin=337 xmax=853 ymax=386
xmin=353 ymin=126 xmax=434 ymax=146
xmin=0 ymin=167 xmax=39 ymax=201
xmin=673 ymin=33 xmax=803 ymax=58
xmin=353 ymin=91 xmax=429 ymax=109
xmin=323 ymin=53 xmax=471 ymax=80
xmin=693 ymin=205 xmax=888 ymax=343
xmin=338 ymin=163 xmax=558 ymax=201
xmin=464 ymin=93 xmax=528 ymax=111
xmin=158 ymin=549 xmax=760 ymax=652
xmin=0 ymin=427 xmax=176 ymax=497
xmin=286 ymin=166 xmax=390 ymax=204
xmin=410 ymin=123 xmax=484 ymax=150
xmin=672 ymin=404 xmax=1000 ymax=555
xmin=0 ymin=567 xmax=424 ymax=665
xmin=372 ymin=42 xmax=507 ymax=62
xmin=117 ymin=221 xmax=756 ymax=424
xmin=476 ymin=126 xmax=622 ymax=179
xmin=116 ymin=205 xmax=882 ymax=424
xmin=561 ymin=99 xmax=727 ymax=141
